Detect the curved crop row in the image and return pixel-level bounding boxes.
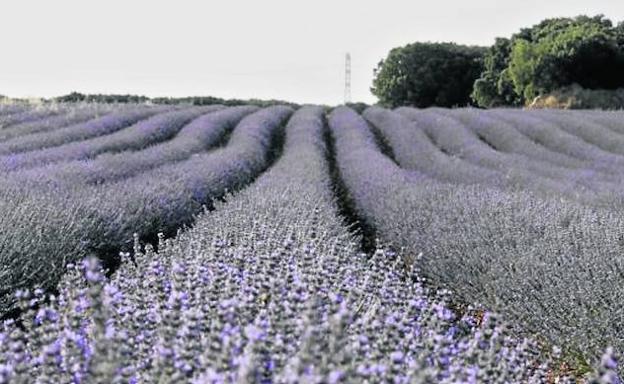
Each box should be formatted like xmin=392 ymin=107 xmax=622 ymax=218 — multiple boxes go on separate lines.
xmin=394 ymin=108 xmax=607 ymax=201
xmin=0 ymin=105 xmax=114 ymax=142
xmin=363 ymin=106 xmax=501 ymax=186
xmin=488 ymin=109 xmax=624 ymax=174
xmin=13 ymin=106 xmax=257 ymax=188
xmin=579 ymin=109 xmax=624 ymax=135
xmin=0 ymin=106 xmax=588 ymax=383
xmin=0 ymin=106 xmax=292 ymax=315
xmin=369 ymin=108 xmax=619 ymax=202
xmin=329 ymin=106 xmax=624 ymax=366
xmin=526 ymin=109 xmax=624 ymax=156
xmin=0 ymin=104 xmax=29 ymax=117
xmin=448 ymin=108 xmax=598 ymax=170
xmin=0 ymin=106 xmax=221 ymax=171
xmin=444 ymin=110 xmax=622 ymax=203
xmin=0 ymin=107 xmax=66 ymax=129
xmin=89 ymin=105 xmax=293 ymax=249
xmin=0 ymin=106 xmax=169 ymax=157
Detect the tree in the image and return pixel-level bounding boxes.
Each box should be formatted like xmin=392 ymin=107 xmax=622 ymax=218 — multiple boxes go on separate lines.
xmin=56 ymin=92 xmax=87 ymax=102
xmin=472 ymin=15 xmax=624 ymax=107
xmin=509 ymin=17 xmax=624 ymax=101
xmin=471 ymin=38 xmax=522 ymax=107
xmin=617 ymin=21 xmax=624 ymax=46
xmin=371 ymin=42 xmax=487 ymax=108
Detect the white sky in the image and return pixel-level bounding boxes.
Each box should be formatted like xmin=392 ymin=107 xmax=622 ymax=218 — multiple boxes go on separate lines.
xmin=1 ymin=0 xmax=623 ymax=105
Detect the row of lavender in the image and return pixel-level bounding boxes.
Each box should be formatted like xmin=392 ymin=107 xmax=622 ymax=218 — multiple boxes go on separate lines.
xmin=0 ymin=103 xmax=124 ymax=142
xmin=2 ymin=106 xmax=615 ymax=383
xmin=380 ymin=107 xmax=624 ymax=204
xmin=337 ymin=105 xmax=624 ymax=369
xmin=2 ymin=102 xmax=622 ymax=380
xmin=0 ymin=104 xmax=291 ymax=314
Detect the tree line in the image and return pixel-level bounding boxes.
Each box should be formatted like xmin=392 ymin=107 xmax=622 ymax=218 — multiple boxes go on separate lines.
xmin=371 ymin=15 xmax=624 ymax=108
xmin=54 ymin=92 xmax=300 ymax=108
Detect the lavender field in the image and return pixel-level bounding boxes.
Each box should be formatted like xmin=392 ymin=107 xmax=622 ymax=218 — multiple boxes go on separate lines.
xmin=0 ymin=102 xmax=623 ymax=382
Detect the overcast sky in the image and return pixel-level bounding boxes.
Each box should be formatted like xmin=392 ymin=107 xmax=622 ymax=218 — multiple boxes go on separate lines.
xmin=1 ymin=0 xmax=623 ymax=105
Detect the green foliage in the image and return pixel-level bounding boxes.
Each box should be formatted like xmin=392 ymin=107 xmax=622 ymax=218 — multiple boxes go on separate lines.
xmin=345 ymin=102 xmax=370 ymax=113
xmin=471 ymin=38 xmax=522 ymax=107
xmin=371 ymin=42 xmax=487 ymax=108
xmin=56 ymin=92 xmax=150 ymax=103
xmin=151 ymin=96 xmax=299 ymax=108
xmin=473 ymin=15 xmax=624 ymax=107
xmin=509 ymin=18 xmax=624 ymax=101
xmin=54 ymin=93 xmax=300 ymax=109
xmin=617 ymin=21 xmax=624 ymax=46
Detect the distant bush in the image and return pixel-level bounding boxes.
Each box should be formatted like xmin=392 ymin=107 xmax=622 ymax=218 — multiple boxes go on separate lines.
xmin=56 ymin=92 xmax=150 ymax=104
xmin=54 ymin=92 xmax=300 ymax=109
xmin=528 ymin=83 xmax=624 ymax=109
xmin=471 ymin=38 xmax=522 ymax=107
xmin=371 ymin=42 xmax=487 ymax=108
xmin=473 ymin=15 xmax=624 ymax=108
xmin=344 ymin=101 xmax=369 ymax=113
xmin=152 ymin=96 xmax=299 ymax=109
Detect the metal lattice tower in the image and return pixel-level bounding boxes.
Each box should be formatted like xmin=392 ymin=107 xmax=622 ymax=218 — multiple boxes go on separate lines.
xmin=344 ymin=53 xmax=351 ymax=104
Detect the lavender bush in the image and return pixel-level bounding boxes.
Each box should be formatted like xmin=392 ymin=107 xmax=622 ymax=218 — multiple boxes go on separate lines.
xmin=0 ymin=104 xmax=114 ymax=142
xmin=444 ymin=108 xmax=607 ymax=173
xmin=87 ymin=105 xmax=293 ymax=248
xmin=0 ymin=105 xmax=605 ymax=383
xmin=0 ymin=106 xmax=291 ymax=316
xmin=1 ymin=102 xmax=624 ymax=381
xmin=0 ymin=106 xmax=65 ymax=129
xmin=0 ymin=103 xmax=29 ymax=118
xmin=0 ymin=106 xmax=168 ymax=157
xmin=578 ymin=109 xmax=624 ymax=135
xmin=524 ymin=109 xmax=624 ymax=156
xmin=330 ymin=106 xmax=624 ymax=368
xmin=417 ymin=108 xmax=624 ymax=203
xmin=12 ymin=106 xmax=256 ymax=188
xmin=363 ymin=106 xmax=502 ymax=186
xmin=0 ymin=106 xmax=222 ymax=171
xmin=486 ymin=109 xmax=624 ymax=174
xmin=393 ymin=108 xmax=624 ymax=201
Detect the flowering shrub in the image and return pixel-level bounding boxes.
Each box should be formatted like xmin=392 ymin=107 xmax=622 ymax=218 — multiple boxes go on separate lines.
xmin=486 ymin=109 xmax=624 ymax=174
xmin=0 ymin=106 xmax=169 ymax=157
xmin=0 ymin=103 xmax=623 ymax=381
xmin=447 ymin=109 xmax=587 ymax=168
xmin=385 ymin=107 xmax=624 ymax=203
xmin=363 ymin=106 xmax=501 ymax=185
xmin=13 ymin=106 xmax=256 ymax=187
xmin=0 ymin=104 xmax=115 ymax=142
xmin=0 ymin=106 xmax=225 ymax=171
xmin=1 ymin=106 xmax=609 ymax=383
xmin=87 ymin=105 xmax=293 ymax=249
xmin=0 ymin=106 xmax=291 ymax=315
xmin=579 ymin=109 xmax=624 ymax=135
xmin=330 ymin=106 xmax=624 ymax=370
xmin=0 ymin=107 xmax=65 ymax=129
xmin=525 ymin=109 xmax=624 ymax=156
xmin=0 ymin=104 xmax=29 ymax=118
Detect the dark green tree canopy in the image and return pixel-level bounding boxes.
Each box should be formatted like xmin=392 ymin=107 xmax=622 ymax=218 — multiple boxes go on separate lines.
xmin=471 ymin=38 xmax=521 ymax=108
xmin=472 ymin=15 xmax=624 ymax=107
xmin=371 ymin=42 xmax=487 ymax=108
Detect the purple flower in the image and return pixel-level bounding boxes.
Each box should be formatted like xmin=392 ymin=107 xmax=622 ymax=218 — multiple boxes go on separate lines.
xmin=328 ymin=370 xmax=344 ymax=383
xmin=244 ymin=324 xmax=264 ymax=342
